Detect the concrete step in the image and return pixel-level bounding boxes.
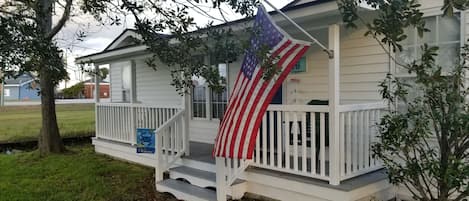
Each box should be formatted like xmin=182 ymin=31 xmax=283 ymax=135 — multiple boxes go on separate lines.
xmin=156 ymin=179 xmax=217 ymax=201
xmin=170 ymin=166 xmax=216 ymax=188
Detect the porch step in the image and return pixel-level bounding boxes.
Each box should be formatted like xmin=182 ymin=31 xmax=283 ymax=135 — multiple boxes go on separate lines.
xmin=170 ymin=166 xmax=216 ymax=188
xmin=156 ymin=179 xmax=218 ymax=201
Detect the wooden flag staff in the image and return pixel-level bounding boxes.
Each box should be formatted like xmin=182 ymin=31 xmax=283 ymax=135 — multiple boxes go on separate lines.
xmin=262 ymin=0 xmax=334 ymax=58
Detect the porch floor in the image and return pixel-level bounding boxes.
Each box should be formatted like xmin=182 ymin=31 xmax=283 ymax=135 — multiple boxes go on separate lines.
xmin=185 ymin=141 xmax=215 ymax=164
xmin=185 ymin=141 xmax=387 ymax=192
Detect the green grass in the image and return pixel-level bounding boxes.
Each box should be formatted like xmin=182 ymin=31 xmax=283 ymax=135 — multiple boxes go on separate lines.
xmin=0 ymin=145 xmax=177 ymax=201
xmin=0 ymin=104 xmax=95 ymax=143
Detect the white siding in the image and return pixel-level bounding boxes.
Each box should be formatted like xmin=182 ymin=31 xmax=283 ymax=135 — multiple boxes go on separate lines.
xmin=109 ymin=61 xmax=128 ymax=102
xmin=285 ymin=27 xmax=389 ymax=105
xmin=134 ymin=58 xmax=181 ymax=106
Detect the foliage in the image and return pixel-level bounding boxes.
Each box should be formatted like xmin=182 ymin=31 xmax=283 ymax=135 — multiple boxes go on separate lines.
xmin=62 ymin=82 xmax=84 ymax=99
xmin=338 ymin=1 xmax=469 ymax=200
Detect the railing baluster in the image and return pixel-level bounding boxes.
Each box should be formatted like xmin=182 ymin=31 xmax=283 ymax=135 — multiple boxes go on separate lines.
xmin=339 ymin=112 xmax=345 ymax=178
xmin=293 ymin=112 xmax=298 ymax=171
xmin=320 ymin=112 xmax=326 ymax=177
xmin=256 ymin=130 xmax=260 ymax=164
xmin=311 ymin=112 xmax=316 ymax=175
xmin=358 ymin=110 xmax=364 ymax=170
xmin=301 ymin=111 xmax=307 ymax=173
xmin=364 ymin=110 xmax=370 ymax=169
xmin=285 ymin=111 xmax=290 ymax=170
xmin=269 ymin=111 xmax=275 ymax=167
xmin=346 ymin=112 xmax=352 ymax=175
xmin=276 ymin=111 xmax=282 ymax=169
xmin=262 ymin=113 xmax=267 ymax=166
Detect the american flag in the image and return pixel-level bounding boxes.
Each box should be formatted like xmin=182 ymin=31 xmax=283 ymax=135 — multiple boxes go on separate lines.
xmin=213 ymin=6 xmax=311 ymax=159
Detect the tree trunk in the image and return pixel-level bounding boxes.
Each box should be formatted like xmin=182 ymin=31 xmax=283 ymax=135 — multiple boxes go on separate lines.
xmin=38 ymin=72 xmax=65 ymax=155
xmin=37 ymin=0 xmax=65 ymax=156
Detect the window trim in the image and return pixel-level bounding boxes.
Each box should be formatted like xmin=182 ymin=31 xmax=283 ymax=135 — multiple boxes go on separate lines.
xmin=394 ymin=12 xmax=462 ymax=78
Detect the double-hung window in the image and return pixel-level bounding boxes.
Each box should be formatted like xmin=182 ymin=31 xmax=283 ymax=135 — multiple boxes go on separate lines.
xmin=396 ymin=14 xmax=461 ymax=74
xmin=395 ymin=14 xmax=461 ymax=108
xmin=192 ymin=63 xmax=228 ymax=120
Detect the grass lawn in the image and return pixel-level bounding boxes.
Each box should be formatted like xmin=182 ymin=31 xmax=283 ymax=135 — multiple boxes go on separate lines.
xmin=0 ymin=104 xmax=95 ymax=143
xmin=0 ymin=145 xmax=178 ymax=201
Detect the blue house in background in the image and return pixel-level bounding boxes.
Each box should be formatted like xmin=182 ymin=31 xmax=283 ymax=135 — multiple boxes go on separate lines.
xmin=2 ymin=74 xmax=40 ymax=101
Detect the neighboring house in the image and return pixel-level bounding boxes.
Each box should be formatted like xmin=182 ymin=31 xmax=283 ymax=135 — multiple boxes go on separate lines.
xmin=76 ymin=0 xmax=469 ymax=201
xmin=83 ymin=78 xmax=110 ymax=99
xmin=1 ymin=74 xmax=40 ymax=101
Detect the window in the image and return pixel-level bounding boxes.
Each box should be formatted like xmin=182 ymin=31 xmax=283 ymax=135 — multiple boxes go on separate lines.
xmin=191 ymin=63 xmax=228 ymax=120
xmin=4 ymin=89 xmax=10 ymax=97
xmin=192 ymin=78 xmax=207 ymax=118
xmin=122 ymin=65 xmax=131 ymax=102
xmin=396 ymin=14 xmax=460 ymax=74
xmin=291 ymin=57 xmax=306 ymax=73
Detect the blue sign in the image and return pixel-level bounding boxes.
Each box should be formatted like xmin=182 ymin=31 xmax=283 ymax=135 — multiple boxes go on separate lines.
xmin=136 ymin=128 xmax=156 ymax=154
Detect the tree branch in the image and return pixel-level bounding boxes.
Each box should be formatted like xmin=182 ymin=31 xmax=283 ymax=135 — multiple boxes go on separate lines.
xmin=46 ymin=0 xmax=72 ymax=40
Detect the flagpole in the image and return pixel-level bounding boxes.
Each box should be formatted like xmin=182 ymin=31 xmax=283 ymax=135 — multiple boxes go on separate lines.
xmin=262 ymin=0 xmax=334 ymax=58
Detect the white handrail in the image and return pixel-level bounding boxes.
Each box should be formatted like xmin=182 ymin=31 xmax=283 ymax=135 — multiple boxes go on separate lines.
xmin=338 ymin=102 xmax=387 ymax=112
xmin=96 ymin=102 xmax=182 ymax=109
xmin=155 ymin=109 xmax=185 ymax=133
xmin=267 ymin=104 xmax=329 ymax=112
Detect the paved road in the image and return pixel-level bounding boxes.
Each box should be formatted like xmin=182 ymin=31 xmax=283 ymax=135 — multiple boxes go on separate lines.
xmin=2 ymin=98 xmax=110 ymax=106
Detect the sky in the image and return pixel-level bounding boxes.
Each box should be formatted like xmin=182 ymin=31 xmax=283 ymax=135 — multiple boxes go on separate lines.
xmin=57 ymin=0 xmax=292 ymax=89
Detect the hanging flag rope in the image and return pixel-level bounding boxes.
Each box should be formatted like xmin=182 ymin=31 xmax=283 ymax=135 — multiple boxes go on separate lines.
xmin=213 ymin=5 xmax=311 ymax=159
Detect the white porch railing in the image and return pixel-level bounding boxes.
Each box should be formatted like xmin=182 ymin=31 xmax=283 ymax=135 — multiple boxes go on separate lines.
xmin=217 ymin=102 xmax=386 ymax=189
xmin=338 ymin=102 xmax=386 ymax=180
xmin=95 ymin=103 xmax=181 ymax=144
xmin=251 ymin=104 xmax=331 ymax=180
xmin=155 ymin=109 xmax=187 ymax=181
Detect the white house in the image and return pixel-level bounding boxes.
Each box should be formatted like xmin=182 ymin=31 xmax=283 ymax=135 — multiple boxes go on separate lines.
xmin=76 ymin=0 xmax=469 ymax=200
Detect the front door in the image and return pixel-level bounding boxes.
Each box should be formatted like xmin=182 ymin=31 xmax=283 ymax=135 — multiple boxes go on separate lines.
xmin=270 ymin=85 xmax=282 ymax=104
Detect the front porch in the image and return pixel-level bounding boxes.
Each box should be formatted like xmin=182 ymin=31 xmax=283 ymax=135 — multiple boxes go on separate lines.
xmin=93 ymin=100 xmax=390 ymax=200
xmin=92 ymin=137 xmax=393 ymax=201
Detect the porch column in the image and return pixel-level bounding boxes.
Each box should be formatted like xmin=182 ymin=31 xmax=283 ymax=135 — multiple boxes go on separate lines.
xmin=328 ymin=24 xmax=341 ymax=185
xmin=130 ymin=60 xmax=137 ymax=103
xmin=183 ymin=86 xmax=191 ymax=156
xmin=94 ymin=64 xmax=100 ymax=103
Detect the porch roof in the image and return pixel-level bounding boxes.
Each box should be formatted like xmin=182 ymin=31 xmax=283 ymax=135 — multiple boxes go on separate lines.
xmin=75 ymin=0 xmax=338 ymax=64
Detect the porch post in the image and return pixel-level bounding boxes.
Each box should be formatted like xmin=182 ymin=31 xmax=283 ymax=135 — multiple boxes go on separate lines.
xmin=183 ymin=86 xmax=191 ymax=156
xmin=94 ymin=64 xmax=100 ymax=103
xmin=216 ymin=157 xmax=227 ymax=201
xmin=328 ymin=24 xmax=341 ymax=185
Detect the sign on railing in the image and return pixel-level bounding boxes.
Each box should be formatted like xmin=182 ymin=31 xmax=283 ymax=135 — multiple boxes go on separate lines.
xmin=136 ymin=128 xmax=156 ymax=154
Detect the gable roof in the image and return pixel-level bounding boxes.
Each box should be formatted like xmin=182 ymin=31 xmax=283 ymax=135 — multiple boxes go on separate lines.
xmin=4 ymin=74 xmax=35 ymax=86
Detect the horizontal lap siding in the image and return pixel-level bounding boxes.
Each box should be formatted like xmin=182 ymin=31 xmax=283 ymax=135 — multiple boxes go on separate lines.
xmin=134 ymin=59 xmax=181 ymax=106
xmin=286 ymin=27 xmax=389 ymax=105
